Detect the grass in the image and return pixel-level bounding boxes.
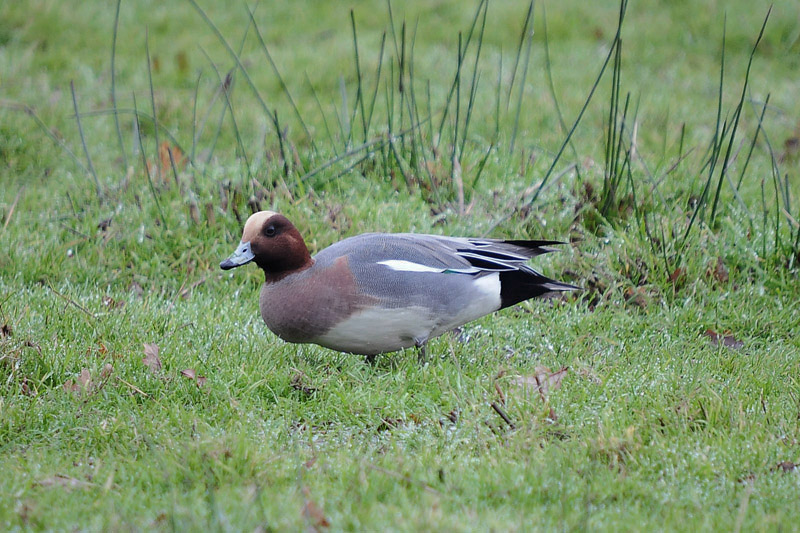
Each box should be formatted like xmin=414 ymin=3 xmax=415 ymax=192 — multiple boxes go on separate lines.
xmin=2 ymin=0 xmax=800 ymax=530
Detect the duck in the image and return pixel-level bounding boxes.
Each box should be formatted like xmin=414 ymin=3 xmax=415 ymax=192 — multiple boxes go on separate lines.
xmin=220 ymin=211 xmax=578 ymax=358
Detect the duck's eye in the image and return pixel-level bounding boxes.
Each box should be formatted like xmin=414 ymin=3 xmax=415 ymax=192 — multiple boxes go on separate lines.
xmin=264 ymin=225 xmax=277 ymax=237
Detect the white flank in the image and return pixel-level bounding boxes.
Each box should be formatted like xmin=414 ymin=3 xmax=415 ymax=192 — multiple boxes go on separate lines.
xmin=377 ymin=260 xmax=444 ymax=273
xmin=447 ymin=273 xmax=501 ymax=328
xmin=315 ymin=273 xmax=503 ymax=355
xmin=315 ymin=306 xmax=436 ymax=355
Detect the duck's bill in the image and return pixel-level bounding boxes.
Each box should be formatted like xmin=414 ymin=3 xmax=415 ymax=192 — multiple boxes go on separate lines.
xmin=220 ymin=241 xmax=254 ymax=270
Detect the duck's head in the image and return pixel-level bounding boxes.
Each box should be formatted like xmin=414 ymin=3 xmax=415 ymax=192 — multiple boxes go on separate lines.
xmin=220 ymin=211 xmax=312 ymax=277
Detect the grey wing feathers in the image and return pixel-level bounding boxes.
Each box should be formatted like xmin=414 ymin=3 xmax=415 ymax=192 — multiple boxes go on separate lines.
xmin=315 ymin=233 xmax=564 ymax=275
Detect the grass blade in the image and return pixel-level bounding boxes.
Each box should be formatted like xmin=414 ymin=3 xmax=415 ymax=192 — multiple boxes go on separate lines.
xmin=132 ymin=92 xmax=166 ymax=229
xmin=524 ymin=0 xmax=628 ymax=211
xmin=200 ymin=49 xmax=253 ymax=184
xmin=305 ymin=72 xmax=339 ymax=156
xmin=542 ymin=3 xmax=581 ymax=180
xmin=247 ymin=6 xmax=316 ymax=153
xmin=145 ymin=27 xmax=160 ymax=181
xmin=110 ymin=0 xmax=127 ymax=169
xmin=509 ymin=0 xmax=535 ymax=154
xmin=506 ymin=0 xmax=533 ymax=112
xmin=709 ymin=7 xmax=771 ymax=223
xmin=69 ymin=80 xmax=102 ymax=200
xmin=0 ymin=99 xmax=88 ymax=174
xmin=186 ymin=0 xmax=278 ymax=127
xmin=434 ymin=0 xmax=487 ymax=152
xmin=350 ymin=9 xmax=368 ymax=145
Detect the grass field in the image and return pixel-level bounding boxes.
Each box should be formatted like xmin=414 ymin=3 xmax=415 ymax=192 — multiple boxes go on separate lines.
xmin=2 ymin=0 xmax=800 ymax=530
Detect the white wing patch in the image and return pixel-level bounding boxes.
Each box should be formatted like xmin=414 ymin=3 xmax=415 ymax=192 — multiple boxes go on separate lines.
xmin=377 ymin=260 xmax=445 ymax=273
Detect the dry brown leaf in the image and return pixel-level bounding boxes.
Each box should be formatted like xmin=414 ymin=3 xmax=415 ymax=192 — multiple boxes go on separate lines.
xmin=38 ymin=474 xmax=91 ymax=490
xmin=301 ymin=487 xmax=330 ymax=531
xmin=77 ymin=368 xmax=91 ymax=389
xmin=578 ymin=366 xmax=603 ymax=384
xmin=158 ymin=141 xmax=186 ymax=174
xmin=668 ymin=267 xmax=686 ymax=284
xmin=101 ymin=296 xmax=124 ymax=309
xmin=624 ymin=287 xmax=648 ymax=308
xmin=64 ymin=368 xmax=93 ymax=395
xmin=180 ymin=368 xmax=207 ymax=388
xmin=143 ymin=343 xmax=162 ymax=373
xmin=704 ymin=329 xmax=744 ymax=349
xmin=188 ymin=200 xmax=201 ymax=225
xmin=97 ymin=217 xmax=112 ymax=232
xmin=130 ymin=281 xmax=144 ymax=298
xmin=774 ymin=461 xmax=797 ymax=473
xmin=783 ymin=136 xmax=799 ymax=161
xmin=0 ymin=323 xmax=11 ymax=337
xmin=291 ymin=371 xmax=317 ymax=395
xmin=511 ymin=366 xmax=570 ymax=400
xmin=706 ymin=257 xmax=729 ymax=283
xmin=21 ymin=378 xmax=35 ymax=396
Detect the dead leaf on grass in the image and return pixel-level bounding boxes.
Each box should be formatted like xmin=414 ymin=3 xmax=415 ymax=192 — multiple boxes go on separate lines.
xmin=291 ymin=371 xmax=318 ymax=395
xmin=102 ymin=295 xmax=124 ymax=309
xmin=143 ymin=343 xmax=162 ymax=373
xmin=97 ymin=217 xmax=112 ymax=232
xmin=38 ymin=474 xmax=92 ymax=490
xmin=511 ymin=366 xmax=569 ymax=400
xmin=704 ymin=329 xmax=744 ymax=349
xmin=159 ymin=141 xmax=186 ymax=175
xmin=773 ymin=461 xmax=798 ymax=473
xmin=624 ymin=287 xmax=648 ymax=308
xmin=21 ymin=378 xmax=36 ymax=396
xmin=578 ymin=366 xmax=603 ymax=384
xmin=668 ymin=267 xmax=686 ymax=284
xmin=64 ymin=368 xmax=92 ymax=395
xmin=129 ymin=281 xmax=144 ymax=298
xmin=301 ymin=486 xmax=330 ymax=531
xmin=782 ymin=136 xmax=799 ymax=162
xmin=77 ymin=368 xmax=91 ymax=389
xmin=706 ymin=257 xmax=729 ymax=283
xmin=180 ymin=368 xmax=207 ymax=388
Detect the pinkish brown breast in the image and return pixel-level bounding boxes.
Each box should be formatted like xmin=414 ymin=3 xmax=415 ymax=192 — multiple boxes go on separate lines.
xmin=258 ymin=256 xmax=377 ymax=343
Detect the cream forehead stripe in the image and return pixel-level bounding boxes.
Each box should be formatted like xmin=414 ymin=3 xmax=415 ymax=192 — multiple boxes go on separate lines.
xmin=241 ymin=211 xmax=278 ymax=242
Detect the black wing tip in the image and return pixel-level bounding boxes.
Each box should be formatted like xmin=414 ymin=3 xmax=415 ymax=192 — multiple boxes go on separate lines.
xmin=498 ymin=270 xmax=581 ymax=308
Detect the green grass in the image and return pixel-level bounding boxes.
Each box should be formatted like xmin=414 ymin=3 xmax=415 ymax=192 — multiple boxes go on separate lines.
xmin=3 ymin=0 xmax=800 ymax=530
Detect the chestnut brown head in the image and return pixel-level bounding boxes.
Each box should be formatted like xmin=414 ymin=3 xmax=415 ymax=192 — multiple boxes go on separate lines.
xmin=220 ymin=211 xmax=312 ymax=279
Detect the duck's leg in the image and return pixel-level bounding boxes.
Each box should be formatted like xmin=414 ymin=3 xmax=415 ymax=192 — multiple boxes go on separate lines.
xmin=415 ymin=336 xmax=429 ymax=364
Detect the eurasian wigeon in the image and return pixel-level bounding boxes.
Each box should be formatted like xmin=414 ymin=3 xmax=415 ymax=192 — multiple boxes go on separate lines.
xmin=221 ymin=211 xmax=578 ymax=357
